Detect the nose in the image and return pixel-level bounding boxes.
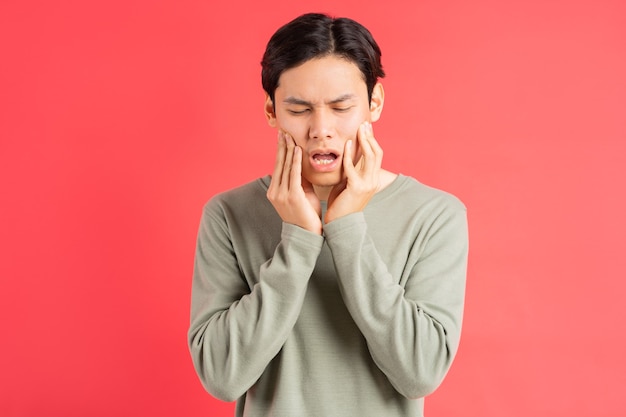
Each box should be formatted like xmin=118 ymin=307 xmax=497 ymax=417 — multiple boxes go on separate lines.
xmin=308 ymin=109 xmax=334 ymax=140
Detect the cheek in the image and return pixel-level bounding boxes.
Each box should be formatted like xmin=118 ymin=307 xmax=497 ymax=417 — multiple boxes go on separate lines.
xmin=275 ymin=117 xmax=307 ymax=145
xmin=340 ymin=107 xmax=371 ymax=135
xmin=339 ymin=115 xmax=367 ymax=157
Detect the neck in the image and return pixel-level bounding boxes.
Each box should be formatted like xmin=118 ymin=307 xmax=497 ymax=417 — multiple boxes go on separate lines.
xmin=313 ymin=185 xmax=332 ymax=201
xmin=312 ymin=170 xmax=398 ymax=202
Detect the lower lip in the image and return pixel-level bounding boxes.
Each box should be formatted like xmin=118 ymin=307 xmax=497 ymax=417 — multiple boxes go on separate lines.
xmin=309 ymin=156 xmax=340 ymax=173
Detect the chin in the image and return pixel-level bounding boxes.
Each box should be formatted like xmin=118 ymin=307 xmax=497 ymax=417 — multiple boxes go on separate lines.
xmin=306 ymin=171 xmax=343 ymax=188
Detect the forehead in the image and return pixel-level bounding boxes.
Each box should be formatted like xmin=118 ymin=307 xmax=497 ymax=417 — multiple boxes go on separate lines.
xmin=275 ymin=55 xmax=367 ymax=101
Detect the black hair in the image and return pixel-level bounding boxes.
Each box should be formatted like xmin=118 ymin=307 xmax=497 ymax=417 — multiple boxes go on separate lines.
xmin=261 ymin=13 xmax=385 ymax=103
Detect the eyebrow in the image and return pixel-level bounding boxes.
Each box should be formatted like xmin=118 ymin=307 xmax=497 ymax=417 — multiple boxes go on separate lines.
xmin=283 ymin=94 xmax=357 ymax=106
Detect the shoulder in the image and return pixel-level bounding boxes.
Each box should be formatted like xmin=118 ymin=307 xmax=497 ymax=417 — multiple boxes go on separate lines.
xmin=375 ymin=174 xmax=466 ymax=214
xmin=203 ymin=176 xmax=272 ymax=218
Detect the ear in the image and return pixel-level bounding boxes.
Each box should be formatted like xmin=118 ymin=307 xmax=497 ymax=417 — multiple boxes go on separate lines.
xmin=264 ymin=93 xmax=277 ymax=127
xmin=369 ymin=83 xmax=385 ymax=122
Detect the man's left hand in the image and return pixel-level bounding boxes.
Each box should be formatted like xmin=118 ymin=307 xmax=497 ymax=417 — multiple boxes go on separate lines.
xmin=325 ymin=121 xmax=383 ymax=224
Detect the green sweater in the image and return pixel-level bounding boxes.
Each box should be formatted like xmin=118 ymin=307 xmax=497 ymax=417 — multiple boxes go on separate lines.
xmin=188 ymin=174 xmax=468 ymax=416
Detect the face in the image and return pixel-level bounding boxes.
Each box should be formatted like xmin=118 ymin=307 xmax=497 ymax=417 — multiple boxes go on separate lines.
xmin=265 ymin=55 xmax=384 ymax=189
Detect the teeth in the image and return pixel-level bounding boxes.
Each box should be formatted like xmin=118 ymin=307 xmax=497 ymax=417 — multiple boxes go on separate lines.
xmin=314 ymin=159 xmax=334 ymax=165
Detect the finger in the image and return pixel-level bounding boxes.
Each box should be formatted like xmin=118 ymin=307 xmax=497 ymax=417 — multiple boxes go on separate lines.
xmin=290 ymin=146 xmax=303 ymax=189
xmin=365 ymin=122 xmax=383 ymax=164
xmin=365 ymin=123 xmax=383 ymax=173
xmin=269 ymin=131 xmax=286 ymax=191
xmin=359 ymin=122 xmax=384 ymax=180
xmin=281 ymin=132 xmax=295 ymax=189
xmin=342 ymin=139 xmax=358 ymax=178
xmin=357 ymin=122 xmax=375 ymax=171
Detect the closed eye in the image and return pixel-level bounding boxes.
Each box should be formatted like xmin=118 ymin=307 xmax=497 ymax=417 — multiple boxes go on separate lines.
xmin=287 ymin=109 xmax=310 ymax=115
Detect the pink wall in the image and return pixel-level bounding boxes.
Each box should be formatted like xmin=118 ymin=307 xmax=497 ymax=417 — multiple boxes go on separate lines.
xmin=1 ymin=1 xmax=625 ymax=416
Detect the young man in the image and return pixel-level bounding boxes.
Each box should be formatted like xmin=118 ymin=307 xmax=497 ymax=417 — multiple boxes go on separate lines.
xmin=188 ymin=13 xmax=468 ymax=416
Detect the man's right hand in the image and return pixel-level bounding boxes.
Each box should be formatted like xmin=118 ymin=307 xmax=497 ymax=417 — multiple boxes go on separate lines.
xmin=266 ymin=131 xmax=323 ymax=235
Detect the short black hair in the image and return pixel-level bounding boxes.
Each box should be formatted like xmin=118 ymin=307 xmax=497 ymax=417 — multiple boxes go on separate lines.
xmin=261 ymin=13 xmax=385 ymax=103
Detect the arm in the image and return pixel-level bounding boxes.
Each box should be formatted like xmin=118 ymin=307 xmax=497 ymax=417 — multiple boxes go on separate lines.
xmin=187 ymin=200 xmax=323 ymax=401
xmin=324 ymin=202 xmax=468 ymax=399
xmin=188 ymin=131 xmax=325 ymax=401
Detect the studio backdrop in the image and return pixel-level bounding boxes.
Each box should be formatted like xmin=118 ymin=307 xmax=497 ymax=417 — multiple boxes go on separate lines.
xmin=1 ymin=0 xmax=625 ymax=416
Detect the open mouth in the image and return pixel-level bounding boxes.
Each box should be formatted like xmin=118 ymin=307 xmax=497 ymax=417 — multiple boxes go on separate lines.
xmin=312 ymin=153 xmax=338 ymax=165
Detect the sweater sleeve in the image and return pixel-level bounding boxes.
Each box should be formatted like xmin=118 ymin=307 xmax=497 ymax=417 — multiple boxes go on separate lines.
xmin=323 ymin=203 xmax=468 ymax=399
xmin=187 ymin=201 xmax=324 ymax=401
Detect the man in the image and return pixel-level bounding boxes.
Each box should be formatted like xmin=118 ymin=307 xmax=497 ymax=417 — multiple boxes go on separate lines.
xmin=188 ymin=13 xmax=468 ymax=416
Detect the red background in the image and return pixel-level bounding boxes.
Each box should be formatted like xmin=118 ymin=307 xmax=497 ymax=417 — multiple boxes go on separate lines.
xmin=1 ymin=1 xmax=625 ymax=416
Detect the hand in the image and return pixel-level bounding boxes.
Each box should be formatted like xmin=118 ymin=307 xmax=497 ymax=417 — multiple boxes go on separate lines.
xmin=266 ymin=131 xmax=323 ymax=234
xmin=325 ymin=122 xmax=383 ymax=224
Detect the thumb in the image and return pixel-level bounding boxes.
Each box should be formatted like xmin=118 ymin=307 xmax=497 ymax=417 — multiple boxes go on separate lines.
xmin=327 ymin=178 xmax=347 ymax=207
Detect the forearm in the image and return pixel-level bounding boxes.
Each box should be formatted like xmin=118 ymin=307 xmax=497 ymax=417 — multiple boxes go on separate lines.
xmin=324 ymin=211 xmax=468 ymax=399
xmin=188 ymin=220 xmax=323 ymax=401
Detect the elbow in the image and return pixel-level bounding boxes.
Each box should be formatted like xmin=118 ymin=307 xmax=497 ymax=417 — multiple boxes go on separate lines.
xmin=188 ymin=331 xmax=247 ymax=402
xmin=398 ymin=372 xmax=447 ymax=399
xmin=201 ymin=377 xmax=245 ymax=403
xmin=391 ymin=350 xmax=454 ymax=399
xmin=193 ymin=354 xmax=248 ymax=402
xmin=400 ymin=324 xmax=461 ymax=399
xmin=190 ymin=351 xmax=248 ymax=402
